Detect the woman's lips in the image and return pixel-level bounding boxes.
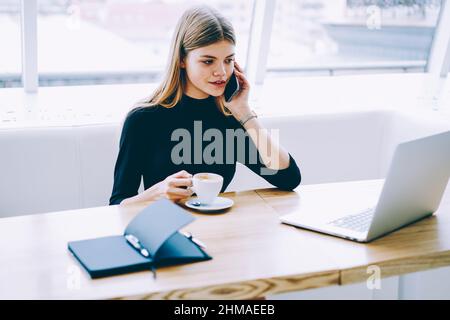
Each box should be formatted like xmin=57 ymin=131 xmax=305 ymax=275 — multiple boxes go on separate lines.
xmin=209 ymin=81 xmax=226 ymax=88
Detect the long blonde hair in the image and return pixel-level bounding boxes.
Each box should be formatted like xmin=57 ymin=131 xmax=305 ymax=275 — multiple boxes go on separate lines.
xmin=136 ymin=5 xmax=235 ymax=116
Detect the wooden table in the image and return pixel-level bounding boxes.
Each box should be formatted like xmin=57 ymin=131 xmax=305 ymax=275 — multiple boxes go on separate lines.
xmin=1 ymin=179 xmax=449 ymax=300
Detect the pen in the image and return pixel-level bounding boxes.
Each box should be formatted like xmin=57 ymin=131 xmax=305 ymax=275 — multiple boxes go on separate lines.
xmin=125 ymin=234 xmax=156 ymax=279
xmin=125 ymin=234 xmax=150 ymax=257
xmin=180 ymin=231 xmax=207 ymax=249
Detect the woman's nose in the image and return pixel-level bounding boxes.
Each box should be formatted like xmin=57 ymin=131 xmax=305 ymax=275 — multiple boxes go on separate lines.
xmin=213 ymin=64 xmax=226 ymax=77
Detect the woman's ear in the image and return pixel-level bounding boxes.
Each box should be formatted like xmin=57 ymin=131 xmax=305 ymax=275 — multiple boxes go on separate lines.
xmin=180 ymin=59 xmax=186 ymax=69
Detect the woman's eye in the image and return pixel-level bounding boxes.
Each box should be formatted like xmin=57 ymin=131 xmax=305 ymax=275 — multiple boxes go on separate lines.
xmin=202 ymin=59 xmax=234 ymax=65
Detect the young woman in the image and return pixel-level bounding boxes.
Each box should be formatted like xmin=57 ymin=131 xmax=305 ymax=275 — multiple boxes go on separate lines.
xmin=109 ymin=5 xmax=301 ymax=205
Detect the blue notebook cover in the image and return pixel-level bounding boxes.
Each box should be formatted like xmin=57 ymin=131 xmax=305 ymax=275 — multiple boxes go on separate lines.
xmin=68 ymin=199 xmax=212 ymax=278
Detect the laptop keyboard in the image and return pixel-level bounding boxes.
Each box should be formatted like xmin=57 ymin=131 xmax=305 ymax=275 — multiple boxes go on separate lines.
xmin=328 ymin=207 xmax=375 ymax=232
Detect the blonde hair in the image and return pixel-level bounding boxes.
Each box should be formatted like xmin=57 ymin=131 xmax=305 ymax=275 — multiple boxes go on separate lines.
xmin=136 ymin=5 xmax=236 ymax=116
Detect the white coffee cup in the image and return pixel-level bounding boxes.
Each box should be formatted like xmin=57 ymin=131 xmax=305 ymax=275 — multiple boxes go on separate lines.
xmin=191 ymin=173 xmax=224 ymax=205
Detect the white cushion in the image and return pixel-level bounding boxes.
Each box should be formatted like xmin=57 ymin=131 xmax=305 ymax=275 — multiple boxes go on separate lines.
xmin=379 ymin=110 xmax=450 ymax=176
xmin=227 ymin=110 xmax=389 ymax=191
xmin=0 ymin=127 xmax=80 ymax=216
xmin=75 ymin=124 xmax=120 ymax=208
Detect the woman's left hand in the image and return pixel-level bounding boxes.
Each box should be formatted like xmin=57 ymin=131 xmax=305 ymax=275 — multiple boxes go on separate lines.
xmin=225 ymin=61 xmax=252 ymax=121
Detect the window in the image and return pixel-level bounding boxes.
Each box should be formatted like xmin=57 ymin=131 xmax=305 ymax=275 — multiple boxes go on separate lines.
xmin=37 ymin=0 xmax=254 ymax=86
xmin=3 ymin=0 xmax=450 ymax=92
xmin=267 ymin=0 xmax=442 ymax=74
xmin=0 ymin=0 xmax=21 ymax=88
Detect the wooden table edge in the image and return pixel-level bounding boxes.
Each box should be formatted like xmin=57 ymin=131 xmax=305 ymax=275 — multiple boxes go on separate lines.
xmin=113 ymin=269 xmax=340 ymax=300
xmin=339 ymin=249 xmax=450 ymax=285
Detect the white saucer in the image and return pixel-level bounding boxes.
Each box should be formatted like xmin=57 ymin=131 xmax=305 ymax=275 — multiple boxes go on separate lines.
xmin=185 ymin=196 xmax=234 ymax=212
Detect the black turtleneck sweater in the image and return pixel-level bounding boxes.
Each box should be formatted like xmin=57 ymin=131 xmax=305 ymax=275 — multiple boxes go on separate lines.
xmin=109 ymin=94 xmax=301 ymax=205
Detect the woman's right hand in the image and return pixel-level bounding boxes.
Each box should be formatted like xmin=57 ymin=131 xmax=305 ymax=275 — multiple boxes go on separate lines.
xmin=153 ymin=170 xmax=194 ymax=201
xmin=120 ymin=170 xmax=194 ymax=205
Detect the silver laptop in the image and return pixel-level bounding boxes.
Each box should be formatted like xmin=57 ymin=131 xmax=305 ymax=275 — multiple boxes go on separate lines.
xmin=280 ymin=130 xmax=450 ymax=243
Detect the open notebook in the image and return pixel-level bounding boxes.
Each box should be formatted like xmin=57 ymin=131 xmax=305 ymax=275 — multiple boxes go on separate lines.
xmin=68 ymin=198 xmax=211 ymax=279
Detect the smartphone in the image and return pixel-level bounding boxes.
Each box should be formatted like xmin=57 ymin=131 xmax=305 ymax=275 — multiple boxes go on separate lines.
xmin=224 ymin=71 xmax=240 ymax=103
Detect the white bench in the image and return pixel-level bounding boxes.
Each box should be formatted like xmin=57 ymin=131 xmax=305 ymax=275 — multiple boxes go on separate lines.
xmin=1 ymin=109 xmax=449 ymax=218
